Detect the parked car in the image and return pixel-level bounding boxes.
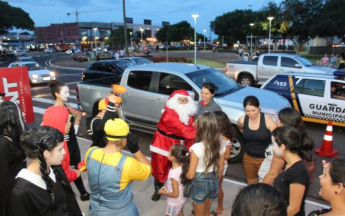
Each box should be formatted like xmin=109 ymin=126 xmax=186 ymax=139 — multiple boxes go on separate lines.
xmin=16 ymin=56 xmax=35 ymax=62
xmin=119 ymin=57 xmax=153 ymax=65
xmin=66 ymin=48 xmax=81 ymax=55
xmin=43 ymin=48 xmax=55 ymax=53
xmin=81 ymin=60 xmax=136 ymax=81
xmin=260 ymin=70 xmax=345 ymax=127
xmin=77 ymin=63 xmax=290 ymax=162
xmin=8 ymin=62 xmax=56 ymax=84
xmin=225 ymin=53 xmax=337 ymax=86
xmin=73 ymin=53 xmax=88 ymax=62
xmin=11 ymin=50 xmax=27 ymax=57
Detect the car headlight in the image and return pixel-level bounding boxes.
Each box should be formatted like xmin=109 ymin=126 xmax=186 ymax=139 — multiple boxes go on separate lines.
xmin=32 ymin=74 xmax=39 ymax=79
xmin=50 ymin=71 xmax=55 ymax=76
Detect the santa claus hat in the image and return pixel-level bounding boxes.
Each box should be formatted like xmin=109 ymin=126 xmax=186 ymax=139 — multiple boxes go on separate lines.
xmin=168 ymin=90 xmax=190 ymax=100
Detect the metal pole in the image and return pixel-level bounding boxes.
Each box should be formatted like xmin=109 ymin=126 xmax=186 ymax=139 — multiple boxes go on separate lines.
xmin=194 ymin=19 xmax=196 ymax=63
xmin=250 ymin=23 xmax=254 ymax=58
xmin=140 ymin=29 xmax=143 ymax=55
xmin=268 ymin=21 xmax=271 ymax=53
xmin=122 ymin=0 xmax=129 ymax=56
xmin=192 ymin=14 xmax=199 ymax=64
xmin=267 ymin=17 xmax=274 ymax=54
xmin=203 ymin=29 xmax=206 ymax=51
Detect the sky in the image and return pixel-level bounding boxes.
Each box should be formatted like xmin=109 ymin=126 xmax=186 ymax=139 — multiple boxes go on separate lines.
xmin=7 ymin=0 xmax=282 ymax=38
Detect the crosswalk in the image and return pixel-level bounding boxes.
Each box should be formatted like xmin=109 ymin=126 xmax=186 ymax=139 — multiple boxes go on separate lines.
xmin=32 ymin=91 xmax=80 ymax=115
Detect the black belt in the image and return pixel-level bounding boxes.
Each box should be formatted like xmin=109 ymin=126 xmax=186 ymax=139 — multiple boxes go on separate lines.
xmin=157 ymin=128 xmax=184 ymax=140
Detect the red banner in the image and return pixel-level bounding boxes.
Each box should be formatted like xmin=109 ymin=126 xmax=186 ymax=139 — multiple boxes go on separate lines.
xmin=0 ymin=67 xmax=35 ymax=123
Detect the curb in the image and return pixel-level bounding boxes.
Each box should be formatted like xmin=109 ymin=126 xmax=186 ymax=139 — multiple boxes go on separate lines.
xmin=46 ymin=57 xmax=85 ymax=71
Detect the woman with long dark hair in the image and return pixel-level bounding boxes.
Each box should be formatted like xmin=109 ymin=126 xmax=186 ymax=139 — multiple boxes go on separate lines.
xmin=187 ymin=112 xmax=225 ymax=216
xmin=272 ymin=126 xmax=313 ymax=216
xmin=10 ymin=126 xmax=82 ymax=216
xmin=0 ymin=101 xmax=26 ymax=216
xmin=48 ymin=80 xmax=89 ymax=200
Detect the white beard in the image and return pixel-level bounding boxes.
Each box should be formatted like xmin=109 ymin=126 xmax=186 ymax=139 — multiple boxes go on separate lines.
xmin=166 ymin=96 xmax=197 ymax=125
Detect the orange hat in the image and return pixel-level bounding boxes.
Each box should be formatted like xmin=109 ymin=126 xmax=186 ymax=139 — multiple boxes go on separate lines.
xmin=42 ymin=106 xmax=69 ymax=135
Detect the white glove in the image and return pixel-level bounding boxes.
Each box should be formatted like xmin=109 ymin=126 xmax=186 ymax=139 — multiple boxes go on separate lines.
xmin=74 ymin=125 xmax=79 ymax=135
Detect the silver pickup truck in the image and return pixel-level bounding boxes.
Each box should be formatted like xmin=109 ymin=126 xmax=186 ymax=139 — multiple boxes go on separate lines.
xmin=225 ymin=53 xmax=336 ymax=86
xmin=77 ymin=63 xmax=290 ymax=162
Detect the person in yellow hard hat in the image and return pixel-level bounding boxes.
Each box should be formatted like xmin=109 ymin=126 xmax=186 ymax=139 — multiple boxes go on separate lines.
xmin=85 ymin=119 xmax=152 ymax=216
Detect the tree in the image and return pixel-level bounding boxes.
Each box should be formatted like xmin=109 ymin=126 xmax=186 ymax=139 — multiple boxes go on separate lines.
xmin=313 ymin=0 xmax=345 ymax=45
xmin=281 ymin=0 xmax=325 ymax=53
xmin=106 ymin=26 xmax=132 ymax=48
xmin=155 ymin=21 xmax=194 ymax=44
xmin=155 ymin=25 xmax=170 ymax=43
xmin=211 ymin=10 xmax=257 ymax=45
xmin=0 ymin=1 xmax=35 ymax=34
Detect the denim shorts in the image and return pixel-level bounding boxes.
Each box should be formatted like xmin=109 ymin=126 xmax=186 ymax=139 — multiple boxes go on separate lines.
xmin=190 ymin=172 xmax=219 ymax=204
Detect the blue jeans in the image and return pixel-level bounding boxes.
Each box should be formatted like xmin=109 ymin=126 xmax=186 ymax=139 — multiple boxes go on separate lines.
xmin=190 ymin=172 xmax=219 ymax=204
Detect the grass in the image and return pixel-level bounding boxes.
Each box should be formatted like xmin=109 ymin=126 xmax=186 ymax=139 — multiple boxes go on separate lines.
xmin=192 ymin=58 xmax=225 ymax=68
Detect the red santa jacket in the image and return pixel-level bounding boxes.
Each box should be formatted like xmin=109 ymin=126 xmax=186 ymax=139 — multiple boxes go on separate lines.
xmin=150 ymin=107 xmax=196 ymax=156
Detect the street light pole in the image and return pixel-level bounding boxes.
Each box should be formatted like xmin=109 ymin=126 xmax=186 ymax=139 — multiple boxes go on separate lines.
xmin=250 ymin=23 xmax=254 ymax=58
xmin=93 ymin=27 xmax=98 ymax=55
xmin=203 ymin=29 xmax=206 ymax=51
xmin=267 ymin=17 xmax=274 ymax=53
xmin=192 ymin=14 xmax=199 ymax=64
xmin=140 ymin=28 xmax=144 ymax=55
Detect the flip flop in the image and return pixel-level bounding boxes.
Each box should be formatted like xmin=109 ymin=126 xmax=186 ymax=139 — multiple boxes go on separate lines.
xmin=210 ymin=210 xmax=225 ymax=216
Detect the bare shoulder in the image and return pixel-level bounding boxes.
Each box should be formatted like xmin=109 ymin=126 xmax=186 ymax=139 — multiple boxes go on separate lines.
xmin=264 ymin=114 xmax=277 ymax=131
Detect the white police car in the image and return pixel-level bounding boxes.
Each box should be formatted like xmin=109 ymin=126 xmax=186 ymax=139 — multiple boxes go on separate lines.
xmin=261 ymin=70 xmax=345 ymax=127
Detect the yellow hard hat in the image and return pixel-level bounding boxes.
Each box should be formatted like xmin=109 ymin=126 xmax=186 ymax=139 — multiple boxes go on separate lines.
xmin=104 ymin=118 xmax=129 ymax=141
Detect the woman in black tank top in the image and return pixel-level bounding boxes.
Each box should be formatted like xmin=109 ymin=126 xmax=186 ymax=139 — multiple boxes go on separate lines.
xmin=237 ymin=96 xmax=277 ymax=185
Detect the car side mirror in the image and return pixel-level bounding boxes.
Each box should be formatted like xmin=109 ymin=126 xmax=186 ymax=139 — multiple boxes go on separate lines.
xmin=295 ymin=64 xmax=302 ymax=69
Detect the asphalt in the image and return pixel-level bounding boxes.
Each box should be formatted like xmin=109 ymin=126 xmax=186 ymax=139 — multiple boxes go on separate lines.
xmin=49 ymin=50 xmax=240 ymax=70
xmin=48 ymin=52 xmax=330 ymax=215
xmin=74 ymin=137 xmax=329 ymax=216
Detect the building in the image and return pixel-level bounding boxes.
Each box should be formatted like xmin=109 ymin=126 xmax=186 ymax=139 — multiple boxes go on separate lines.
xmin=0 ymin=32 xmax=35 ymax=51
xmin=34 ymin=21 xmax=163 ymax=51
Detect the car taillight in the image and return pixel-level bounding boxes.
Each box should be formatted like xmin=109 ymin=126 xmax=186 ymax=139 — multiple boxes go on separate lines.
xmin=76 ymin=85 xmax=79 ymax=101
xmin=225 ymin=66 xmax=228 ymax=74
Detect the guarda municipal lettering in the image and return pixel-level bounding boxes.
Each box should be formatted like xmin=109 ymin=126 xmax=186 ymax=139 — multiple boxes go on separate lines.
xmin=309 ymin=104 xmax=345 ymax=113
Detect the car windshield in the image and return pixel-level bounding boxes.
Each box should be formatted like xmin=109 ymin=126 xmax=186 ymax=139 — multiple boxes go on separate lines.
xmin=186 ymin=68 xmax=241 ymax=96
xmin=295 ymin=56 xmax=314 ymax=66
xmin=113 ymin=61 xmax=136 ymax=71
xmin=26 ymin=63 xmax=44 ymax=70
xmin=133 ymin=58 xmax=152 ymax=65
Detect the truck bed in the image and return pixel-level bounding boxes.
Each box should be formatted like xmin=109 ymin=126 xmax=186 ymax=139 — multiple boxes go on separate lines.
xmin=227 ymin=61 xmax=257 ymax=65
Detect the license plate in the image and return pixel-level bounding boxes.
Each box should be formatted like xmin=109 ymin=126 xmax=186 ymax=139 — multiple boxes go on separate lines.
xmin=43 ymin=77 xmax=51 ymax=81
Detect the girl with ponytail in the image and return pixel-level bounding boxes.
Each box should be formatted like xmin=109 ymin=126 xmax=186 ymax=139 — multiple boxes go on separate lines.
xmin=272 ymin=126 xmax=313 ymax=216
xmin=158 ymin=144 xmax=190 ymax=216
xmin=10 ymin=126 xmax=82 ymax=216
xmin=48 ymin=80 xmax=89 ymax=200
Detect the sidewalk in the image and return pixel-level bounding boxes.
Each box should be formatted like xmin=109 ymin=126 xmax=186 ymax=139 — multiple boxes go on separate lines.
xmin=74 ymin=137 xmax=329 ymax=215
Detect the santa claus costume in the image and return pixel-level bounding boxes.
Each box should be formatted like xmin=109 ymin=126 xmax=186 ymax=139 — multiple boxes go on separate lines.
xmin=150 ymin=89 xmax=197 ymax=201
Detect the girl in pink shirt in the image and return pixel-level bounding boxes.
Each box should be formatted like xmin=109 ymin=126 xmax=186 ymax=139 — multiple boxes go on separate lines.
xmin=158 ymin=144 xmax=189 ymax=216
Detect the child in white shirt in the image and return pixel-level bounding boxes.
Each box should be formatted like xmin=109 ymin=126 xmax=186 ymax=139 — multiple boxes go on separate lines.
xmin=159 ymin=144 xmax=189 ymax=216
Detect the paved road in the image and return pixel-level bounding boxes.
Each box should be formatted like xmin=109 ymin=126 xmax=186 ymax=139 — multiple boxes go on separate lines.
xmin=1 ymin=52 xmax=344 ymax=204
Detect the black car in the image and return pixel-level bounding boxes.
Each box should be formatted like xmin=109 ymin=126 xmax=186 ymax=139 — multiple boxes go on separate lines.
xmin=82 ymin=60 xmax=135 ymax=81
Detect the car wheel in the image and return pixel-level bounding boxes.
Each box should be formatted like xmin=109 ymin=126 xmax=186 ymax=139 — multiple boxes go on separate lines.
xmin=227 ymin=128 xmax=245 ymax=163
xmin=238 ymin=74 xmax=254 ymax=86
